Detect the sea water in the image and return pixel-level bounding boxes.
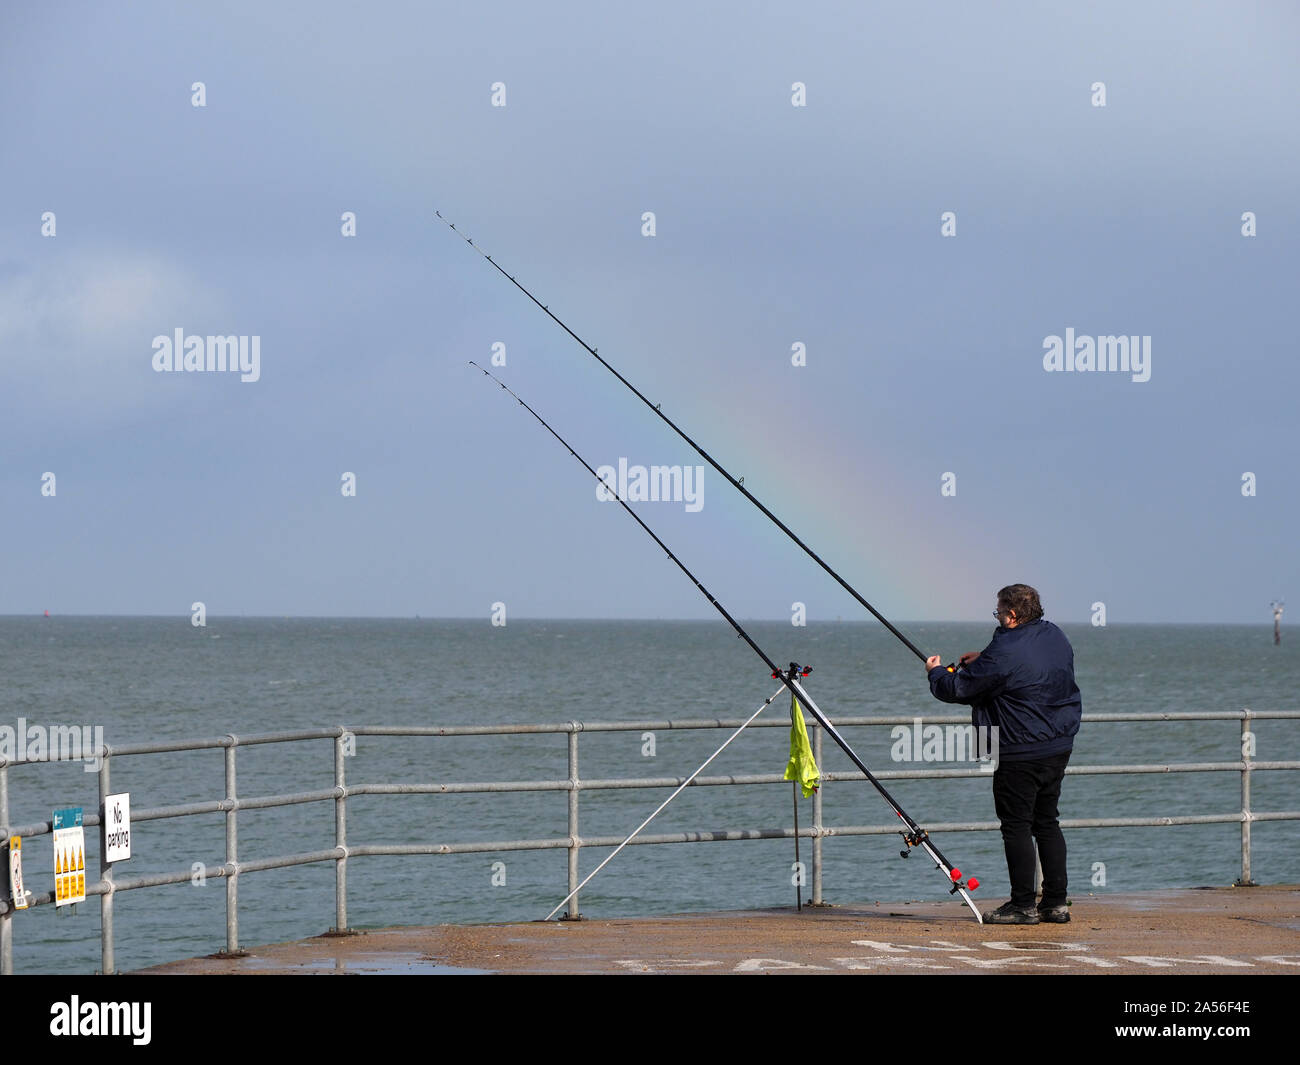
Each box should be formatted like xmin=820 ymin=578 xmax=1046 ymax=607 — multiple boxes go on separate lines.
xmin=1 ymin=617 xmax=1296 ymax=974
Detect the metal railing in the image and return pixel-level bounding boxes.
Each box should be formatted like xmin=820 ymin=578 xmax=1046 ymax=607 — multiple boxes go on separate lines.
xmin=1 ymin=708 xmax=1298 ymax=974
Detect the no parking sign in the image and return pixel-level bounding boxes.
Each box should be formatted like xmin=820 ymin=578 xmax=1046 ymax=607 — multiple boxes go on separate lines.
xmin=104 ymin=793 xmax=131 ymax=863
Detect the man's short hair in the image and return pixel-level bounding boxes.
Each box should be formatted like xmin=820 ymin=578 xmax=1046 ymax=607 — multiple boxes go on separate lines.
xmin=998 ymin=584 xmax=1044 ymax=624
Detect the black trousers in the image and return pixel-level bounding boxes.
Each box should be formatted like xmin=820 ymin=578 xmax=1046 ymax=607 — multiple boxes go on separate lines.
xmin=992 ymin=751 xmax=1070 ymax=908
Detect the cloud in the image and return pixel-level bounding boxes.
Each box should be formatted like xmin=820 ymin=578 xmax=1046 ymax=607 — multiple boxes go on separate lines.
xmin=0 ymin=250 xmax=226 ymax=424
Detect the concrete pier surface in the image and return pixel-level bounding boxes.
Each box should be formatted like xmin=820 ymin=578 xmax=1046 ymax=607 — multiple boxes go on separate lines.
xmin=136 ymin=884 xmax=1300 ymax=975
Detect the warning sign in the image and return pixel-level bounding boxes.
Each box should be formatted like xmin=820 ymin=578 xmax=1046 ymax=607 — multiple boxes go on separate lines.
xmin=52 ymin=807 xmax=85 ymax=907
xmin=8 ymin=836 xmax=28 ymax=910
xmin=104 ymin=793 xmax=131 ymax=863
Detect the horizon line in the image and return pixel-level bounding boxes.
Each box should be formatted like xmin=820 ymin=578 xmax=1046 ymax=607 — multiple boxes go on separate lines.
xmin=0 ymin=613 xmax=1285 ymax=627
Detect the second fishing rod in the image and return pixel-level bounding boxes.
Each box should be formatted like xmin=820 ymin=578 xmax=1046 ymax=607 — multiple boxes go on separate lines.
xmin=469 ymin=361 xmax=982 ymax=922
xmin=437 ymin=212 xmax=928 ymax=664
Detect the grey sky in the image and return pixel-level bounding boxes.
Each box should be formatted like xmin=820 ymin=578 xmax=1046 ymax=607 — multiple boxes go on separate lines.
xmin=2 ymin=1 xmax=1296 ymax=622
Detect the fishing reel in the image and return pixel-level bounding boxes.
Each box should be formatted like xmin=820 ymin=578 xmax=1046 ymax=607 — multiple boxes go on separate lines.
xmin=899 ymin=827 xmax=929 ymax=858
xmin=774 ymin=662 xmax=813 ymax=681
xmin=942 ymin=652 xmax=980 ymax=674
xmin=899 ymin=829 xmax=979 ymax=892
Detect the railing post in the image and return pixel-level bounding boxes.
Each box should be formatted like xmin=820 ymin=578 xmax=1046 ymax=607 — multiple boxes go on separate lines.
xmin=0 ymin=762 xmax=11 ymax=976
xmin=98 ymin=751 xmax=115 ymax=974
xmin=223 ymin=739 xmax=242 ymax=954
xmin=1236 ymin=709 xmax=1256 ymax=886
xmin=563 ymin=723 xmax=581 ymax=919
xmin=812 ymin=723 xmax=823 ymax=905
xmin=334 ymin=731 xmax=350 ymax=932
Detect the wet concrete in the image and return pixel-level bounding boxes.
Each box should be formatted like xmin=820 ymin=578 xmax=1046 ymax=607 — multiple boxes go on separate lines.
xmin=135 ymin=884 xmax=1300 ymax=975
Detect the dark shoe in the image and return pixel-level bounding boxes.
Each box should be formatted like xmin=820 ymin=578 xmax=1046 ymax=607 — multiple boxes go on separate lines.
xmin=1037 ymin=903 xmax=1071 ymax=923
xmin=984 ymin=901 xmax=1040 ymax=925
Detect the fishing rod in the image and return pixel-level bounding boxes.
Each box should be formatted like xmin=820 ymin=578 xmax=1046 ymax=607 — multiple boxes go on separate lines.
xmin=438 ymin=211 xmax=927 ymax=663
xmin=469 ymin=361 xmax=982 ymax=922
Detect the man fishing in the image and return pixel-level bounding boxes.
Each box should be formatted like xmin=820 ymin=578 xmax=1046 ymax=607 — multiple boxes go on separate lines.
xmin=924 ymin=584 xmax=1081 ymax=925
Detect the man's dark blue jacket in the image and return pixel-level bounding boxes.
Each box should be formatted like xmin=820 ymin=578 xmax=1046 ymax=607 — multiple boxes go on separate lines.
xmin=927 ymin=618 xmax=1081 ymax=761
